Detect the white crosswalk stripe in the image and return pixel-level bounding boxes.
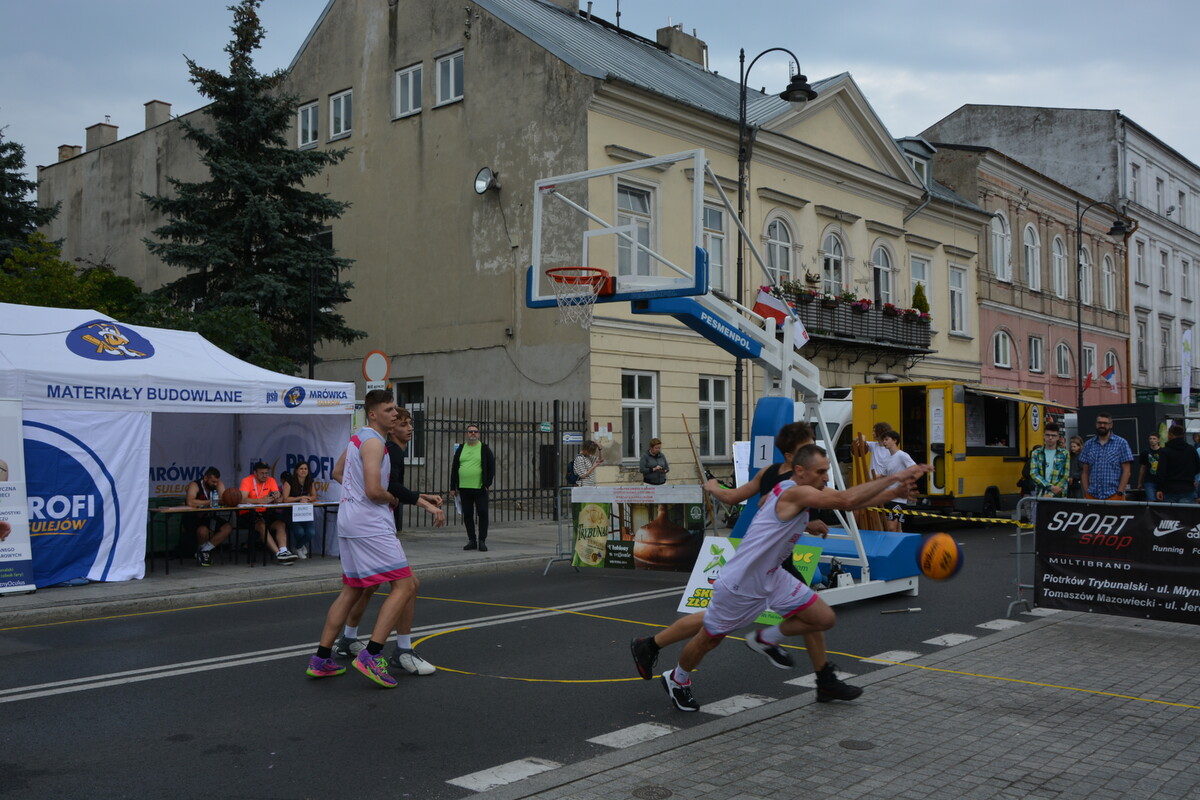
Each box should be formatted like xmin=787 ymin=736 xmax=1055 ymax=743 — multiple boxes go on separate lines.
xmin=446 ymin=757 xmax=561 ymax=792
xmin=923 ymin=633 xmax=977 ymax=647
xmin=977 ymin=618 xmax=1025 ymax=630
xmin=587 ymin=722 xmax=678 ymax=748
xmin=700 ymin=693 xmax=775 ymax=716
xmin=861 ymin=650 xmax=922 ymax=664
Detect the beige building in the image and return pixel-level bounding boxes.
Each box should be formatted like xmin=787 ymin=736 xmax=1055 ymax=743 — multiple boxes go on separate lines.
xmin=39 ymin=0 xmax=987 ymax=483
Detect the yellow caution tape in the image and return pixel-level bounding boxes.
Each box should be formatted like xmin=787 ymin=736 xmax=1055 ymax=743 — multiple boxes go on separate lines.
xmin=863 ymin=505 xmax=1033 ymax=529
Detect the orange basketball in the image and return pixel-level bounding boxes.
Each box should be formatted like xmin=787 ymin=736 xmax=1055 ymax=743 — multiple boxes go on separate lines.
xmin=916 ymin=533 xmax=962 ymax=581
xmin=221 ymin=487 xmax=244 ymax=508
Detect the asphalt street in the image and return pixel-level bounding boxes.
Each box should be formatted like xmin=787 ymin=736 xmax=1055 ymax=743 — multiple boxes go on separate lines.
xmin=1 ymin=524 xmax=1030 ymax=799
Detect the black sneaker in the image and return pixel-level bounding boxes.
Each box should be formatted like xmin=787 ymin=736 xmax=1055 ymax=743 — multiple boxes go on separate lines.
xmin=196 ymin=550 xmax=213 ymax=567
xmin=463 ymin=542 xmax=477 ymax=551
xmin=815 ymin=662 xmax=863 ymax=702
xmin=630 ymin=637 xmax=659 ymax=680
xmin=660 ymin=669 xmax=699 ymax=712
xmin=478 ymin=542 xmax=488 ymax=552
xmin=745 ymin=630 xmax=794 ymax=669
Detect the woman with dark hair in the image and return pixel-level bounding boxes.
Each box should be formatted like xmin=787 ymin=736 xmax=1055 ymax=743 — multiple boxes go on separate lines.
xmin=573 ymin=441 xmax=603 ymax=486
xmin=640 ymin=438 xmax=670 ymax=485
xmin=283 ymin=461 xmax=318 ymax=559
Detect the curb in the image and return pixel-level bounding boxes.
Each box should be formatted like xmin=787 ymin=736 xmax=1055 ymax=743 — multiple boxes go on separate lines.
xmin=0 ymin=555 xmax=548 ymax=629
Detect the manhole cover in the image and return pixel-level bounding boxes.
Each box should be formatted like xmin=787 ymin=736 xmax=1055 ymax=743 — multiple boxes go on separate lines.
xmin=839 ymin=739 xmax=876 ymax=750
xmin=632 ymin=787 xmax=673 ymax=800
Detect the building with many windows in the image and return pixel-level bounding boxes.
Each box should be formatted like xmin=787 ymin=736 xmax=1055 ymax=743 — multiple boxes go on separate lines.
xmin=925 ymin=143 xmax=1129 ymax=409
xmin=38 ymin=0 xmax=986 ymax=482
xmin=923 ymin=105 xmax=1200 ymax=409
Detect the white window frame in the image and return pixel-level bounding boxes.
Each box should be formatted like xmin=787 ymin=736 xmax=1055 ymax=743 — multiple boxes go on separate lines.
xmin=703 ymin=204 xmax=726 ymax=293
xmin=1102 ymin=255 xmax=1115 ymax=310
xmin=394 ymin=64 xmax=422 ymax=118
xmin=621 ymin=370 xmax=658 ymax=461
xmin=1056 ymin=343 xmax=1072 ymax=378
xmin=949 ymin=266 xmax=967 ymax=334
xmin=821 ymin=231 xmax=844 ymax=296
xmin=616 ymin=182 xmax=654 ymax=277
xmin=910 ymin=256 xmax=930 ymax=303
xmin=698 ymin=376 xmax=730 ymax=460
xmin=906 ymin=155 xmax=929 ymax=186
xmin=1161 ymin=321 xmax=1173 ymax=368
xmin=1023 ymin=224 xmax=1041 ymax=291
xmin=990 ymin=212 xmax=1011 ymax=282
xmin=1079 ymin=247 xmax=1093 ymax=307
xmin=393 ymin=380 xmax=426 ymax=465
xmin=1184 ymin=259 xmax=1193 ymax=301
xmin=1160 ymin=250 xmax=1171 ymax=291
xmin=1051 ymin=236 xmax=1067 ymax=298
xmin=1083 ymin=345 xmax=1096 ymax=382
xmin=435 ymin=51 xmax=464 ymax=106
xmin=297 ymin=101 xmax=319 ymax=148
xmin=1134 ymin=240 xmax=1146 ymax=285
xmin=1156 ymin=177 xmax=1165 ymax=214
xmin=1105 ymin=350 xmax=1118 ymax=373
xmin=872 ymin=244 xmax=893 ymax=306
xmin=1130 ymin=163 xmax=1140 ymax=204
xmin=1029 ymin=336 xmax=1044 ymax=373
xmin=1136 ymin=318 xmax=1148 ymax=374
xmin=329 ymin=89 xmax=352 ymax=139
xmin=766 ymin=218 xmax=794 ymax=285
xmin=993 ymin=331 xmax=1013 ymax=369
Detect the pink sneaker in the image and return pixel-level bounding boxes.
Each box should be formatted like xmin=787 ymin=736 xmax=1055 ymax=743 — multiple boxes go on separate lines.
xmin=353 ymin=650 xmax=397 ymax=688
xmin=306 ymin=655 xmax=346 ymax=678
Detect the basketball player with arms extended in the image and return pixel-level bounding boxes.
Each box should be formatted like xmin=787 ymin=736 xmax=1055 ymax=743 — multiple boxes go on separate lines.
xmin=304 ymin=390 xmax=419 ymax=687
xmin=655 ymin=444 xmax=928 ymax=711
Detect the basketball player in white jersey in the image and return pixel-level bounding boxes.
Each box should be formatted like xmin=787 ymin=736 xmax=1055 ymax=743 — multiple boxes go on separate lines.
xmin=658 ymin=444 xmax=929 ymax=711
xmin=305 ymin=390 xmax=421 ymax=687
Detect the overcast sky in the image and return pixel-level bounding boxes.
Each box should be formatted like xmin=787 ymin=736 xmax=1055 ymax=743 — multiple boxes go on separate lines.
xmin=4 ymin=0 xmax=1199 ymax=186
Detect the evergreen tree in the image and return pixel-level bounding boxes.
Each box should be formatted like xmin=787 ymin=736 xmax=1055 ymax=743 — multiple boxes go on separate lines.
xmin=0 ymin=127 xmax=59 ymax=264
xmin=142 ymin=0 xmax=362 ymax=373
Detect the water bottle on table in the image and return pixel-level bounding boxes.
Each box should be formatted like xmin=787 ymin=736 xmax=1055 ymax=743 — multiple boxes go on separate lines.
xmin=211 ymin=489 xmax=219 ymax=508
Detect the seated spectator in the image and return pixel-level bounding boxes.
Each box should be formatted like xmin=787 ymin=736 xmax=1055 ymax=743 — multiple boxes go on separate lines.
xmin=239 ymin=461 xmax=296 ymax=563
xmin=282 ymin=462 xmax=318 ymax=559
xmin=184 ymin=467 xmax=234 ymax=567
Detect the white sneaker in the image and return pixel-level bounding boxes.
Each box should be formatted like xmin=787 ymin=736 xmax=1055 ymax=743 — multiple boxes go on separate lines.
xmin=295 ymin=545 xmax=309 ymax=559
xmin=395 ymin=648 xmax=436 ymax=675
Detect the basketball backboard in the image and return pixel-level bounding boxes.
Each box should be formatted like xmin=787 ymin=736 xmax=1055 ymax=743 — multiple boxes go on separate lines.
xmin=526 ymin=149 xmax=711 ymax=309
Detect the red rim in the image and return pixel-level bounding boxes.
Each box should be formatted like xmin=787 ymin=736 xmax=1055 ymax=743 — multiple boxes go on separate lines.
xmin=547 ymin=266 xmax=608 ymax=287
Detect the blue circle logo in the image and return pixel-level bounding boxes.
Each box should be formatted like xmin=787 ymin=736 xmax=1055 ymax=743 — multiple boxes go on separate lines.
xmin=283 ymin=387 xmax=306 ymax=408
xmin=66 ymin=319 xmax=155 ymax=361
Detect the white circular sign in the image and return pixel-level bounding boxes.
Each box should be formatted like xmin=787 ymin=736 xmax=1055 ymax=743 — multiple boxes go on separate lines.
xmin=362 ymin=350 xmax=390 ymax=381
xmin=1031 ymin=405 xmax=1041 ymax=431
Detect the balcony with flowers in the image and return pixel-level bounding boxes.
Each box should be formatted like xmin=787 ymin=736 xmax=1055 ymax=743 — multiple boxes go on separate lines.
xmin=766 ymin=280 xmax=932 ymax=358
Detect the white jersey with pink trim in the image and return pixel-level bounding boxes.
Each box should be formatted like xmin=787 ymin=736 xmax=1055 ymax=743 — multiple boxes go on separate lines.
xmin=338 ymin=427 xmax=394 ymax=539
xmin=716 ymin=479 xmax=809 ymax=597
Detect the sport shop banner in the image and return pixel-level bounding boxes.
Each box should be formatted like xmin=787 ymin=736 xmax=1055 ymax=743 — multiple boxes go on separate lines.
xmin=240 ymin=414 xmax=349 ymax=550
xmin=0 ymin=399 xmax=35 ymax=595
xmin=678 ymin=535 xmax=823 ymax=624
xmin=1034 ymin=499 xmax=1200 ymax=625
xmin=23 ymin=409 xmax=151 ymax=586
xmin=570 ymin=485 xmax=705 ymax=571
xmin=149 ymin=413 xmax=235 ymax=500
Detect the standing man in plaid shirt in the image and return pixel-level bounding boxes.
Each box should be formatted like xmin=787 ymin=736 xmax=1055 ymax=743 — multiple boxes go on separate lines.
xmin=1028 ymin=423 xmax=1069 ymax=520
xmin=1079 ymin=413 xmax=1134 ymax=501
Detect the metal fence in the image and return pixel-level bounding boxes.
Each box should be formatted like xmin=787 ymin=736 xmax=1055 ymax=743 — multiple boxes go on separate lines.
xmin=396 ymin=397 xmax=588 ymax=529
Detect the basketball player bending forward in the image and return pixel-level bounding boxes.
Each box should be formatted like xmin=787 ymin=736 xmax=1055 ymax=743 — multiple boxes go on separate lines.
xmin=658 ymin=444 xmax=930 ymax=712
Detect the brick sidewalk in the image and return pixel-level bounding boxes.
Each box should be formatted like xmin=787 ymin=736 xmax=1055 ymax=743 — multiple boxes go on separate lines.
xmin=477 ymin=611 xmax=1200 ymax=800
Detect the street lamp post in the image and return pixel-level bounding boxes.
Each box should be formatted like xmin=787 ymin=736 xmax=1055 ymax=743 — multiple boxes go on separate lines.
xmin=1075 ymin=200 xmax=1132 ymax=411
xmin=734 ymin=48 xmax=817 ymax=440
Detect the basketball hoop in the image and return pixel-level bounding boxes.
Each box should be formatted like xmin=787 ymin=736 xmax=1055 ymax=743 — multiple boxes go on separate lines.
xmin=547 ymin=267 xmax=612 ymax=329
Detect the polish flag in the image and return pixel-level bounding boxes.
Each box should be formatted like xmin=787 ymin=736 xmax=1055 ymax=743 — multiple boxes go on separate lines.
xmin=1083 ymin=372 xmax=1093 ymax=391
xmin=753 ymin=287 xmax=793 ymax=324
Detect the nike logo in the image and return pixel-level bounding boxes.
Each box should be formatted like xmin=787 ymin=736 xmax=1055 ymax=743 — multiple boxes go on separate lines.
xmin=1154 ymin=520 xmax=1183 ymax=537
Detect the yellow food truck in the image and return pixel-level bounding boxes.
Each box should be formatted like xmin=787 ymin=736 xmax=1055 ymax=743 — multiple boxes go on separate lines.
xmin=851 ymin=381 xmax=1069 ymax=516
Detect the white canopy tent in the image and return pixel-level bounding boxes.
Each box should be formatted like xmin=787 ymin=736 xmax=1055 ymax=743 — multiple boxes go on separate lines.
xmin=0 ymin=302 xmax=355 ymax=587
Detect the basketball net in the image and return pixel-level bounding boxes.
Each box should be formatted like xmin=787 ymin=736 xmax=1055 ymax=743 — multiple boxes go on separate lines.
xmin=549 ymin=268 xmax=606 ymax=330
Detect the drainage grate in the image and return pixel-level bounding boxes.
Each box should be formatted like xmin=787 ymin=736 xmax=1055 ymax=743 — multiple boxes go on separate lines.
xmin=838 ymin=740 xmax=876 ymax=750
xmin=632 ymin=786 xmax=674 ymax=799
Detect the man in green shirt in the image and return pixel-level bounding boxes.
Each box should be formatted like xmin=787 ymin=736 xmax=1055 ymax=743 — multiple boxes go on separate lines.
xmin=450 ymin=424 xmax=496 ymax=551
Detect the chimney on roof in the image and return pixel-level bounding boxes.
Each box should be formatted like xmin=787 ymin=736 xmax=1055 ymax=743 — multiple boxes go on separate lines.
xmin=58 ymin=144 xmax=82 ymax=162
xmin=85 ymin=122 xmax=118 ymax=152
xmin=145 ymin=100 xmax=171 ymax=129
xmin=657 ymin=24 xmax=707 ymax=67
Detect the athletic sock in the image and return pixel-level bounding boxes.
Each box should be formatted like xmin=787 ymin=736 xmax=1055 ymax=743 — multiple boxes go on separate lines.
xmin=199 ymin=542 xmax=215 ymax=552
xmin=672 ymin=664 xmax=692 ymax=685
xmin=316 ymin=646 xmax=332 ymax=659
xmin=757 ymin=625 xmax=784 ymax=646
xmin=342 ymin=625 xmax=358 ymax=640
xmin=647 ymin=635 xmax=662 ymax=651
xmin=395 ymin=635 xmax=412 ymax=650
xmin=367 ymin=640 xmax=385 ymax=656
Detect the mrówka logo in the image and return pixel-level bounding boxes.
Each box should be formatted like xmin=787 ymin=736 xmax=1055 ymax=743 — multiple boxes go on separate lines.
xmin=66 ymin=320 xmax=155 ymax=361
xmin=283 ymin=387 xmax=306 ymax=408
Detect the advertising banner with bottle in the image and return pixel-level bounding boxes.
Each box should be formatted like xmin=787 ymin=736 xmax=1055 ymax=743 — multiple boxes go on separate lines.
xmin=676 ymin=536 xmax=824 ymax=624
xmin=569 ymin=485 xmax=705 ymax=571
xmin=0 ymin=399 xmax=35 ymax=595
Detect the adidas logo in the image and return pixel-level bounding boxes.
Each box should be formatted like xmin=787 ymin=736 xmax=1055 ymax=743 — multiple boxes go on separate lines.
xmin=1154 ymin=520 xmax=1184 ymax=537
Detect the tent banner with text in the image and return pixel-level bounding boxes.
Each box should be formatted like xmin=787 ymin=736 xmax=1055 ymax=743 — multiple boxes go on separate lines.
xmin=1034 ymin=499 xmax=1200 ymax=625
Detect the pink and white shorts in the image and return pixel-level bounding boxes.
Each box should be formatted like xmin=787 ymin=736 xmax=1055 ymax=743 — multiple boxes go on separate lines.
xmin=702 ymin=570 xmax=817 ymax=638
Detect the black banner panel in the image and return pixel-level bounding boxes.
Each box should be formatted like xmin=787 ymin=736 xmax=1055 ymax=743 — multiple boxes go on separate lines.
xmin=1035 ymin=500 xmax=1200 ymax=625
